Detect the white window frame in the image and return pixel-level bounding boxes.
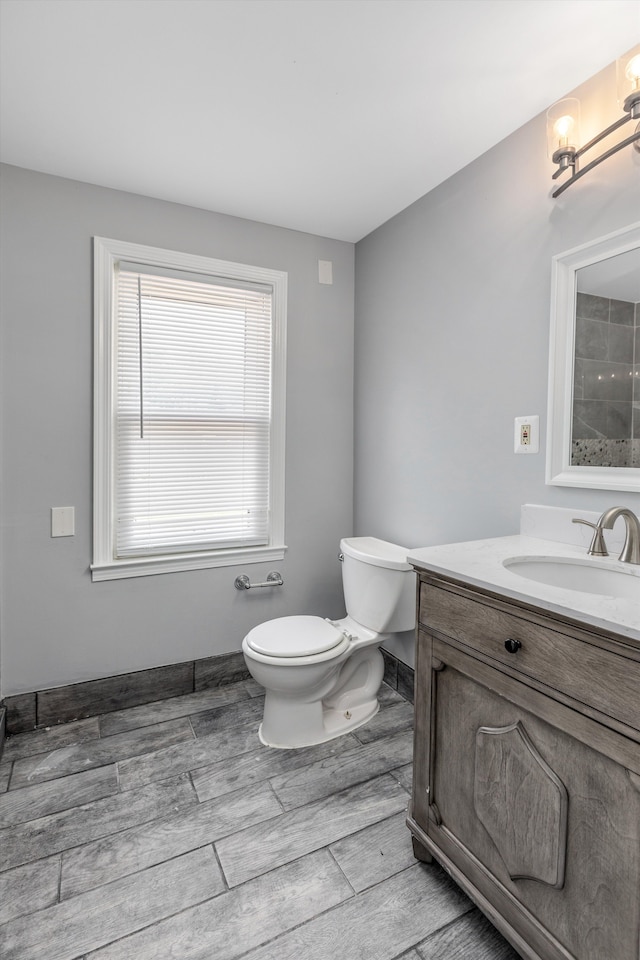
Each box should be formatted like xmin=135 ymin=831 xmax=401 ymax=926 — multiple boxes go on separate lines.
xmin=92 ymin=237 xmax=287 ymax=581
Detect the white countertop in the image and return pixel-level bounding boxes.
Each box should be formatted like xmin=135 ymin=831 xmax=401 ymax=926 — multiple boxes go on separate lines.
xmin=408 ymin=535 xmax=640 ymax=644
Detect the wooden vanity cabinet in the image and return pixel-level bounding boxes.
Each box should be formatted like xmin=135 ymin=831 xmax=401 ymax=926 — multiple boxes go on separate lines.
xmin=407 ymin=570 xmax=640 ymax=960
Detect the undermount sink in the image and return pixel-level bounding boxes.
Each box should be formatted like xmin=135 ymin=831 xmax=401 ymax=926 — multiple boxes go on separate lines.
xmin=503 ymin=556 xmax=640 ymax=601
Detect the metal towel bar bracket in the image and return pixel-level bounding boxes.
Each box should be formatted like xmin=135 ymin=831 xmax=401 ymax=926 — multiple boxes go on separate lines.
xmin=234 ymin=571 xmax=283 ymax=590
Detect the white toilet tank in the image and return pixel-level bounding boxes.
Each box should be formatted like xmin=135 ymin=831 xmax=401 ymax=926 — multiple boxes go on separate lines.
xmin=340 ymin=536 xmax=416 ymax=634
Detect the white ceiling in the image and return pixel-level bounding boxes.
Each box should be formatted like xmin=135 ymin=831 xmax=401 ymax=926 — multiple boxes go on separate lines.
xmin=1 ymin=0 xmax=638 ymax=242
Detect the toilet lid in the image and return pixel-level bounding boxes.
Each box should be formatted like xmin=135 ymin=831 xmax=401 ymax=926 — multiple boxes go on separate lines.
xmin=245 ymin=615 xmax=347 ymax=658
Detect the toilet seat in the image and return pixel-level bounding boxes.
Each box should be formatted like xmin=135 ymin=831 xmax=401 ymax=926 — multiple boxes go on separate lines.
xmin=245 ymin=615 xmax=348 ymax=659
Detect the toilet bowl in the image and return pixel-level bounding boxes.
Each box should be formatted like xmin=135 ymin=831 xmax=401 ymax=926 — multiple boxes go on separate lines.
xmin=242 ymin=537 xmax=415 ymax=748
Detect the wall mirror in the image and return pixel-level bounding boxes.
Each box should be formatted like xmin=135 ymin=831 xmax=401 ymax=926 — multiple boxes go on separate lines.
xmin=547 ymin=221 xmax=640 ymax=492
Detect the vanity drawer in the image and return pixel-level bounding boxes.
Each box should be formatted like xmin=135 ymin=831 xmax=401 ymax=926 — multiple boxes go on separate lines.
xmin=420 ymin=581 xmax=640 ymax=734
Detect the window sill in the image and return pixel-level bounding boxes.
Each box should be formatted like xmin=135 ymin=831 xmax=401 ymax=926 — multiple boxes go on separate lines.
xmin=91 ymin=544 xmax=287 ymax=581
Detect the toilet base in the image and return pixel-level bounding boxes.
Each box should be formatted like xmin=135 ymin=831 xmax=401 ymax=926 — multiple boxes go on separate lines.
xmin=258 ymin=697 xmax=380 ymax=750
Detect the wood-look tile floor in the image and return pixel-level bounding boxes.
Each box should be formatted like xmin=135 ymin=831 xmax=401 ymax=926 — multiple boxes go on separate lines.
xmin=0 ymin=679 xmax=521 ymax=960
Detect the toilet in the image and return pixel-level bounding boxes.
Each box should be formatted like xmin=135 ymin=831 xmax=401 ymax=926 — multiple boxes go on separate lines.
xmin=242 ymin=536 xmax=416 ymax=748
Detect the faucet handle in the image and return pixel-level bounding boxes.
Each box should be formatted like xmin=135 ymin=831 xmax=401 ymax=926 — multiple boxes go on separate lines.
xmin=572 ymin=518 xmax=609 ymax=557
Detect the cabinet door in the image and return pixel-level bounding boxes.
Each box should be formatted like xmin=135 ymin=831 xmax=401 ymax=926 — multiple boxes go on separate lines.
xmin=417 ymin=639 xmax=640 ymax=960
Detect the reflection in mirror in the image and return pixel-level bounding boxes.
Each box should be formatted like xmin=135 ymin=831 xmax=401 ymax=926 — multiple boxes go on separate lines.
xmin=546 ymin=222 xmax=640 ymax=492
xmin=572 ymin=248 xmax=640 ymax=468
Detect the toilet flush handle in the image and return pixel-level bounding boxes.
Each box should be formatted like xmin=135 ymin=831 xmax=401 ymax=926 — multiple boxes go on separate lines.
xmin=338 ymin=553 xmax=344 ymax=562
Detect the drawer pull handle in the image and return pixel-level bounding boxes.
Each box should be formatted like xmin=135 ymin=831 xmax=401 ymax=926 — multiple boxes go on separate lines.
xmin=504 ymin=638 xmax=521 ymax=654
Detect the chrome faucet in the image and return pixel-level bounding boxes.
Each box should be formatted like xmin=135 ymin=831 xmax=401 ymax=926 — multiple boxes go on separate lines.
xmin=573 ymin=507 xmax=640 ymax=565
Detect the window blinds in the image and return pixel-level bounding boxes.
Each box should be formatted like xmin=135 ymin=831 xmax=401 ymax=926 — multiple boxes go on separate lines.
xmin=114 ymin=264 xmax=273 ymax=558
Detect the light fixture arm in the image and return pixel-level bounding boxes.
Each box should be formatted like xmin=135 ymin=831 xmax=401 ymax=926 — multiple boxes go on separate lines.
xmin=553 ymin=121 xmax=640 ymax=197
xmin=575 ymin=109 xmax=636 ymax=159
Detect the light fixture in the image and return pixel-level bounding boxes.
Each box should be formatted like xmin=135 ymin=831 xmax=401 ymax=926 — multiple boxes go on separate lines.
xmin=548 ymin=47 xmax=640 ymax=198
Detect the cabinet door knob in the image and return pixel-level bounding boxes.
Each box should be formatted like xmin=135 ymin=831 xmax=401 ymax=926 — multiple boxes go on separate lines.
xmin=504 ymin=638 xmax=521 ymax=654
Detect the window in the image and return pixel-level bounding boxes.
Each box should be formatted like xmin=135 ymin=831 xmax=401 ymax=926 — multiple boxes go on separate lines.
xmin=92 ymin=238 xmax=287 ymax=580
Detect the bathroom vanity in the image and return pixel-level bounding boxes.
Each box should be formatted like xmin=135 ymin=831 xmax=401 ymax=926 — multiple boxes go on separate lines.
xmin=407 ymin=534 xmax=640 ymax=960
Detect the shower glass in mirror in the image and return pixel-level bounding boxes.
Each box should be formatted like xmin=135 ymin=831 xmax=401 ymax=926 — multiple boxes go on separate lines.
xmin=547 ymin=223 xmax=640 ymax=492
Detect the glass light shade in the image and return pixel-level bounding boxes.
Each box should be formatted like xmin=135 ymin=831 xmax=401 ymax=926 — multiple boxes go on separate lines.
xmin=617 ymin=47 xmax=640 ymax=108
xmin=546 ymin=99 xmax=580 ymax=158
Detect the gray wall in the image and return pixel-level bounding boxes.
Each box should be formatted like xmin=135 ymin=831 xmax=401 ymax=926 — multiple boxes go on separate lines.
xmin=3 ymin=57 xmax=639 ymax=695
xmin=355 ymin=61 xmax=640 ymax=662
xmin=0 ymin=165 xmax=355 ymax=696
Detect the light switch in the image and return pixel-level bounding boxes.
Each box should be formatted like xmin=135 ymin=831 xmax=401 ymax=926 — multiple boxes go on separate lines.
xmin=318 ymin=260 xmax=333 ymax=285
xmin=51 ymin=506 xmax=75 ymax=537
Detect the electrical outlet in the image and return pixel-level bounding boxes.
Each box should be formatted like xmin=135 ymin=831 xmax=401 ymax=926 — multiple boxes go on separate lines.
xmin=514 ymin=415 xmax=539 ymax=454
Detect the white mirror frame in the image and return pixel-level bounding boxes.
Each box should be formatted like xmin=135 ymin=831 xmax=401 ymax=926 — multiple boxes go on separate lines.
xmin=546 ymin=221 xmax=640 ymax=492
